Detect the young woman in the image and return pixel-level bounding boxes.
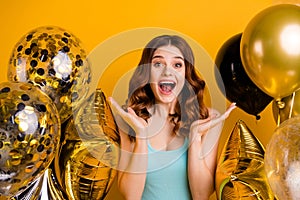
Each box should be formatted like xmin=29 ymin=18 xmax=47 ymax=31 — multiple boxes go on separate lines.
xmin=109 ymin=35 xmax=236 ymax=200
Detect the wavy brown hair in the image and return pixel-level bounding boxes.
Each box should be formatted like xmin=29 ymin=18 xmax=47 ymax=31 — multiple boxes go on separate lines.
xmin=124 ymin=35 xmax=209 ymax=140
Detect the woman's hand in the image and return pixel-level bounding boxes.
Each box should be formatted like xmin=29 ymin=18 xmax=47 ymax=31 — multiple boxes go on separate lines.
xmin=109 ymin=97 xmax=148 ymax=138
xmin=190 ymin=103 xmax=236 ymax=140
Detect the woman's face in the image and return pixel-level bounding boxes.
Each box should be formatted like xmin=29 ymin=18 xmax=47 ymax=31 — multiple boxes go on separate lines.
xmin=150 ymin=45 xmax=186 ymax=104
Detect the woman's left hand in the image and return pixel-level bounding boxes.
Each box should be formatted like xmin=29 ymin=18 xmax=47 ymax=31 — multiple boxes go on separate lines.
xmin=190 ymin=103 xmax=236 ymax=140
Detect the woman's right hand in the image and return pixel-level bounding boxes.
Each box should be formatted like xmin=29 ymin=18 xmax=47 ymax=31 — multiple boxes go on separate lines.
xmin=109 ymin=97 xmax=148 ymax=138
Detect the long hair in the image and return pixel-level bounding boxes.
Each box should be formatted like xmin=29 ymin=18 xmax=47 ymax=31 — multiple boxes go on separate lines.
xmin=124 ymin=35 xmax=209 ymax=140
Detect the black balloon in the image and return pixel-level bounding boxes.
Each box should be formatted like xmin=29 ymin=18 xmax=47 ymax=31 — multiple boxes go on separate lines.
xmin=215 ymin=33 xmax=273 ymax=119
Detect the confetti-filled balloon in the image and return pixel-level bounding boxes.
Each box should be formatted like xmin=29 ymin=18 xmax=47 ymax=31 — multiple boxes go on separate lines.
xmin=265 ymin=115 xmax=300 ymax=200
xmin=215 ymin=120 xmax=275 ymax=199
xmin=12 ymin=174 xmax=44 ymax=200
xmin=7 ymin=26 xmax=91 ymax=122
xmin=0 ymin=82 xmax=60 ymax=197
xmin=49 ymin=89 xmax=119 ymax=200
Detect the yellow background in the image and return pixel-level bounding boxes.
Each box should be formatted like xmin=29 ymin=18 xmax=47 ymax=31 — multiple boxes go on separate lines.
xmin=0 ymin=0 xmax=289 ymax=199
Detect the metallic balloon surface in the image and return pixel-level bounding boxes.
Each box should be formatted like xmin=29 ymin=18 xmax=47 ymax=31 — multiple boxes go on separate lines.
xmin=46 ymin=168 xmax=67 ymax=200
xmin=216 ymin=120 xmax=275 ymax=199
xmin=215 ymin=33 xmax=273 ymax=119
xmin=265 ymin=115 xmax=300 ymax=200
xmin=50 ymin=89 xmax=120 ymax=200
xmin=240 ymin=4 xmax=300 ymax=99
xmin=8 ymin=26 xmax=91 ymax=122
xmin=272 ymin=91 xmax=300 ymax=124
xmin=0 ymin=82 xmax=60 ymax=197
xmin=11 ymin=174 xmax=44 ymax=200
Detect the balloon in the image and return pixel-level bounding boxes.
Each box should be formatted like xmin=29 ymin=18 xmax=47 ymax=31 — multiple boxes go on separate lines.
xmin=50 ymin=89 xmax=120 ymax=200
xmin=46 ymin=167 xmax=67 ymax=200
xmin=215 ymin=120 xmax=275 ymax=200
xmin=265 ymin=115 xmax=300 ymax=200
xmin=273 ymin=0 xmax=300 ymax=6
xmin=0 ymin=82 xmax=60 ymax=197
xmin=8 ymin=26 xmax=91 ymax=123
xmin=272 ymin=91 xmax=300 ymax=124
xmin=215 ymin=33 xmax=273 ymax=119
xmin=12 ymin=174 xmax=44 ymax=200
xmin=240 ymin=4 xmax=300 ymax=99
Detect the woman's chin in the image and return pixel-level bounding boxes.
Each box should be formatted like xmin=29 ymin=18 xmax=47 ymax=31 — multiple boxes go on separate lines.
xmin=156 ymin=94 xmax=176 ymax=104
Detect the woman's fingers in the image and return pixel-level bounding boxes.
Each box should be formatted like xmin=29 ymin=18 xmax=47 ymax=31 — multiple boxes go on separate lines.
xmin=109 ymin=97 xmax=126 ymax=116
xmin=191 ymin=103 xmax=237 ymax=136
xmin=127 ymin=107 xmax=138 ymax=118
xmin=109 ymin=97 xmax=134 ymax=122
xmin=191 ymin=118 xmax=211 ymax=129
xmin=108 ymin=97 xmax=131 ymax=132
xmin=222 ymin=103 xmax=236 ymax=119
xmin=109 ymin=97 xmax=147 ymax=136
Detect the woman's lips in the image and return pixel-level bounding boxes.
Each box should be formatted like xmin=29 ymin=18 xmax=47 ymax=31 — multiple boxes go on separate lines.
xmin=158 ymin=80 xmax=176 ymax=95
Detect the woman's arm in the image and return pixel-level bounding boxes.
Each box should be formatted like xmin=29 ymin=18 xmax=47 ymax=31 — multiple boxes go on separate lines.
xmin=188 ymin=104 xmax=236 ymax=199
xmin=117 ymin=129 xmax=148 ymax=200
xmin=109 ymin=97 xmax=149 ymax=200
xmin=188 ymin=121 xmax=222 ymax=200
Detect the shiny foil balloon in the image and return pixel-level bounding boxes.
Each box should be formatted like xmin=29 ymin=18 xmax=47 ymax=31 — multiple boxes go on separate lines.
xmin=46 ymin=167 xmax=68 ymax=200
xmin=240 ymin=4 xmax=300 ymax=99
xmin=11 ymin=174 xmax=44 ymax=200
xmin=265 ymin=115 xmax=300 ymax=200
xmin=272 ymin=91 xmax=300 ymax=124
xmin=50 ymin=89 xmax=120 ymax=200
xmin=0 ymin=82 xmax=60 ymax=197
xmin=215 ymin=120 xmax=275 ymax=200
xmin=215 ymin=33 xmax=273 ymax=119
xmin=8 ymin=26 xmax=91 ymax=122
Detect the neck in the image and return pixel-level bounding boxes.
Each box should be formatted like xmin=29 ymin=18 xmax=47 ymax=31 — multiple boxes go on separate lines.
xmin=149 ymin=100 xmax=177 ymax=117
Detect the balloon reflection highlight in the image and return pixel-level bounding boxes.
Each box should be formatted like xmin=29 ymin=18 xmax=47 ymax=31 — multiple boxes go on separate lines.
xmin=280 ymin=24 xmax=300 ymax=56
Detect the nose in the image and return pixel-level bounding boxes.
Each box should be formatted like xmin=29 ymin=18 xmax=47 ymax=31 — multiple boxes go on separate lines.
xmin=162 ymin=65 xmax=172 ymax=76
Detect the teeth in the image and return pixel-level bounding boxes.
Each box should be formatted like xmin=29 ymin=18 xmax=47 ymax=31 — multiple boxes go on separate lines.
xmin=159 ymin=81 xmax=176 ymax=92
xmin=159 ymin=81 xmax=175 ymax=85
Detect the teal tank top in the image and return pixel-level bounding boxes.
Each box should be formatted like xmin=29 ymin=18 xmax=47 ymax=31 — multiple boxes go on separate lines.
xmin=142 ymin=138 xmax=192 ymax=200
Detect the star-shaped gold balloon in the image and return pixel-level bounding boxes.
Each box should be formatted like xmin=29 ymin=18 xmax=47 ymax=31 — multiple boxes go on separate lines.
xmin=215 ymin=120 xmax=275 ymax=199
xmin=47 ymin=88 xmax=120 ymax=200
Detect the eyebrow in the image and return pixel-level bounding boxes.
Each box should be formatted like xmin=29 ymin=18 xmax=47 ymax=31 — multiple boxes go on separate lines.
xmin=152 ymin=55 xmax=184 ymax=60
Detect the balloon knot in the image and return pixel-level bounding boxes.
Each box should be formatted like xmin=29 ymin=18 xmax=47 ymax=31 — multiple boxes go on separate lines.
xmin=256 ymin=115 xmax=261 ymax=120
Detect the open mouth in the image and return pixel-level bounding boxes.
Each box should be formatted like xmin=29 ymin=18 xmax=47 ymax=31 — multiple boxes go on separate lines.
xmin=159 ymin=81 xmax=176 ymax=94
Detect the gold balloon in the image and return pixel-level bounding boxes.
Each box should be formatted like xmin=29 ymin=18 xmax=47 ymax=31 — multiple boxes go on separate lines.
xmin=0 ymin=82 xmax=60 ymax=198
xmin=8 ymin=26 xmax=92 ymax=122
xmin=11 ymin=174 xmax=44 ymax=200
xmin=265 ymin=115 xmax=300 ymax=200
xmin=47 ymin=168 xmax=67 ymax=200
xmin=215 ymin=120 xmax=275 ymax=199
xmin=49 ymin=88 xmax=120 ymax=200
xmin=240 ymin=4 xmax=300 ymax=99
xmin=272 ymin=91 xmax=300 ymax=124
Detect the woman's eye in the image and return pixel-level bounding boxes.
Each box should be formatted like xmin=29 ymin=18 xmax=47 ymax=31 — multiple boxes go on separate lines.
xmin=174 ymin=63 xmax=183 ymax=68
xmin=153 ymin=62 xmax=164 ymax=67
